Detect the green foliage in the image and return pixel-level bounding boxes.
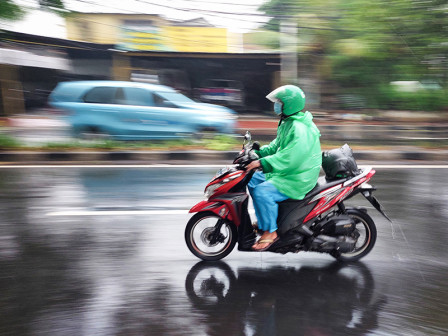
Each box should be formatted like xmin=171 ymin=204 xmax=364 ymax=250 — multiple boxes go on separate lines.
xmin=38 ymin=0 xmax=69 ymax=16
xmin=203 ymin=135 xmax=239 ymax=151
xmin=39 ymin=0 xmax=65 ymax=11
xmin=0 ymin=0 xmax=67 ymax=21
xmin=244 ymin=30 xmax=280 ymax=49
xmin=43 ymin=140 xmax=119 ymax=150
xmin=0 ymin=134 xmax=22 ymax=149
xmin=377 ymin=87 xmax=448 ymax=111
xmin=260 ymin=0 xmax=448 ymax=110
xmin=259 ymin=0 xmax=300 ymax=31
xmin=39 ymin=136 xmax=238 ymax=151
xmin=0 ymin=0 xmax=24 ymax=20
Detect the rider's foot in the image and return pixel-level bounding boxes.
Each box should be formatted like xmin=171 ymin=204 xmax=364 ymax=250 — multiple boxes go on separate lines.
xmin=252 ymin=222 xmax=264 ymax=236
xmin=252 ymin=231 xmax=278 ymax=251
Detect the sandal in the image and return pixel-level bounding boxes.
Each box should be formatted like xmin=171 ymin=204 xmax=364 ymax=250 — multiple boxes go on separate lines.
xmin=252 ymin=237 xmax=279 ymax=251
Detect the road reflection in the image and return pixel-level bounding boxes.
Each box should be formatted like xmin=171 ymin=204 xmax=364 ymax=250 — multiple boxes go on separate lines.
xmin=1 ymin=167 xmax=447 ymax=335
xmin=185 ymin=261 xmax=386 ymax=336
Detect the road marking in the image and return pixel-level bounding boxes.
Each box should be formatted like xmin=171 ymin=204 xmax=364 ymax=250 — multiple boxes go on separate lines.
xmin=397 ymin=137 xmax=448 ymax=140
xmin=362 ymin=165 xmax=448 ymax=169
xmin=0 ymin=165 xmax=225 ymax=168
xmin=47 ymin=209 xmax=191 ymax=216
xmin=0 ymin=164 xmax=448 ymax=169
xmin=46 ymin=208 xmax=257 ymax=217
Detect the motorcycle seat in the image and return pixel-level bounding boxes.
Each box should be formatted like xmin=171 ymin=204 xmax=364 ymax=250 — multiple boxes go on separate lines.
xmin=279 ymin=175 xmax=348 ymax=204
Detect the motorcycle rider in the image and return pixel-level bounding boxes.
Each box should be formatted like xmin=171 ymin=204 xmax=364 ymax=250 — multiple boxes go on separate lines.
xmin=246 ymin=85 xmax=322 ymax=251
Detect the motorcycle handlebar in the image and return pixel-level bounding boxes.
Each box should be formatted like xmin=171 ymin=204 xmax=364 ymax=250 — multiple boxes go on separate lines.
xmin=233 ymin=137 xmax=260 ymax=168
xmin=235 ymin=150 xmax=259 ymax=171
xmin=252 ymin=141 xmax=260 ymax=151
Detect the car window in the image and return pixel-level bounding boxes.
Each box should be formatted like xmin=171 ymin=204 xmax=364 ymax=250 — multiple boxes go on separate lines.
xmin=153 ymin=93 xmax=169 ymax=107
xmin=83 ymin=87 xmax=118 ymax=104
xmin=115 ymin=88 xmax=126 ymax=104
xmin=155 ymin=91 xmax=193 ymax=104
xmin=153 ymin=93 xmax=179 ymax=108
xmin=123 ymin=87 xmax=154 ymax=106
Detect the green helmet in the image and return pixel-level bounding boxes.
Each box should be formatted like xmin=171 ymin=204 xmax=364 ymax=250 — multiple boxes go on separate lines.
xmin=266 ymin=85 xmax=306 ymax=116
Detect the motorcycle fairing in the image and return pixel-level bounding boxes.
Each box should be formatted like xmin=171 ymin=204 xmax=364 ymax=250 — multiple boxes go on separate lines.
xmin=277 ymin=200 xmax=316 ymax=236
xmin=190 ymin=192 xmax=249 ymax=227
xmin=189 ymin=200 xmax=229 ymax=218
xmin=189 ymin=193 xmax=256 ymax=250
xmin=304 ymin=176 xmax=349 ymax=201
xmin=303 ymin=168 xmax=376 ymax=223
xmin=204 ymin=193 xmax=256 ymax=249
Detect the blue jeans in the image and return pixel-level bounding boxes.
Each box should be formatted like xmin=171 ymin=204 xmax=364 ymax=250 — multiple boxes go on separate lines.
xmin=247 ymin=171 xmax=289 ymax=233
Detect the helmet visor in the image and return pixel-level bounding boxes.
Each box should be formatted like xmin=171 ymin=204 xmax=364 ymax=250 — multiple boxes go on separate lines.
xmin=266 ymin=87 xmax=284 ymax=102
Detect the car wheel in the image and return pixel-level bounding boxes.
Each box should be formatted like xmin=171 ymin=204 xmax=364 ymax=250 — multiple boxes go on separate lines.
xmin=194 ymin=127 xmax=219 ymax=140
xmin=79 ymin=126 xmax=111 ymax=140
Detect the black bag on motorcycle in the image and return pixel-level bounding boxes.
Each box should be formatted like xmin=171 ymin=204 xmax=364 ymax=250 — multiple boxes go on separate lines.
xmin=322 ymin=144 xmax=360 ymax=180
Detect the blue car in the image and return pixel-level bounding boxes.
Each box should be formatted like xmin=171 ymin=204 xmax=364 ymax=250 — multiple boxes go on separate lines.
xmin=48 ymin=81 xmax=237 ymax=140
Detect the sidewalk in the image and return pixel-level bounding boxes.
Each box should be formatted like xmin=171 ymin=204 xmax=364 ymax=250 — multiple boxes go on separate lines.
xmin=0 ymin=110 xmax=447 ymax=164
xmin=237 ymin=111 xmax=448 ymax=144
xmin=0 ymin=149 xmax=446 ymax=165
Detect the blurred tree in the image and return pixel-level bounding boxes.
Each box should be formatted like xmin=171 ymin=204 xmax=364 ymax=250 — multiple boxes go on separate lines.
xmin=0 ymin=0 xmax=24 ymax=20
xmin=0 ymin=0 xmax=66 ymax=20
xmin=38 ymin=0 xmax=65 ymax=11
xmin=259 ymin=0 xmax=300 ymax=32
xmin=259 ymin=0 xmax=448 ymax=110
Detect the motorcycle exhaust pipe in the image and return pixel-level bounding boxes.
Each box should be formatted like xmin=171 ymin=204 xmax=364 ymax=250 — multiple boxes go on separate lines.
xmin=311 ymin=235 xmax=356 ymax=253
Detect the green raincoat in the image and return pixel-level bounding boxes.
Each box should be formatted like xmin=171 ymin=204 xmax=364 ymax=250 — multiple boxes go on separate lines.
xmin=256 ymin=111 xmax=322 ymax=200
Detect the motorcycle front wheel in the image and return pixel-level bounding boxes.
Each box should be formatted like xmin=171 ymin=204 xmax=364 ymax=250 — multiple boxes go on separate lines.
xmin=185 ymin=211 xmax=238 ymax=261
xmin=185 ymin=261 xmax=237 ymax=309
xmin=331 ymin=209 xmax=377 ymax=262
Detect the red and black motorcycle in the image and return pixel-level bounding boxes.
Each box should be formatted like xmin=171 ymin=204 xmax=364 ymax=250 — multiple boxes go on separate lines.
xmin=185 ymin=132 xmax=390 ymax=262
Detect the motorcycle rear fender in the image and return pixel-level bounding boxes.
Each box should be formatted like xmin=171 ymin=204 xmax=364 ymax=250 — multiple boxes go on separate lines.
xmin=358 ymin=185 xmax=392 ymax=222
xmin=189 ymin=192 xmax=249 ymax=226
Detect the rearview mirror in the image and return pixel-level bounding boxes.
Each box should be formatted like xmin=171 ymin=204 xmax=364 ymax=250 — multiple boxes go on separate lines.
xmin=244 ymin=131 xmax=252 ymax=142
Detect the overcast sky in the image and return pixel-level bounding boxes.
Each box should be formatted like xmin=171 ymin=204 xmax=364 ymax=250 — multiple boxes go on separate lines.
xmin=4 ymin=0 xmax=269 ymax=37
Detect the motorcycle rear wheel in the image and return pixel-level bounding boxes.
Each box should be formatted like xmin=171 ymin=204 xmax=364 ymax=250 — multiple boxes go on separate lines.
xmin=185 ymin=212 xmax=238 ymax=261
xmin=331 ymin=209 xmax=377 ymax=262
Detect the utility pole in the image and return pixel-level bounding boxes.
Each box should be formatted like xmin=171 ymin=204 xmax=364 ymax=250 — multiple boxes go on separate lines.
xmin=280 ymin=19 xmax=298 ymax=85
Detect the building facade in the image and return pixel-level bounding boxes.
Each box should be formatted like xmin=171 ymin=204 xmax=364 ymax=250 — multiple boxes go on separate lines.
xmin=66 ymin=13 xmax=241 ymax=53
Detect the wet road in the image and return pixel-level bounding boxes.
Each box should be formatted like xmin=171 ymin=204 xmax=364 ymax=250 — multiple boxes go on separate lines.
xmin=1 ymin=166 xmax=447 ymax=336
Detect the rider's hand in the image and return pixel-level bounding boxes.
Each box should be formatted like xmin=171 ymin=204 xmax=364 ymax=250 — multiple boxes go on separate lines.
xmin=246 ymin=160 xmax=261 ymax=171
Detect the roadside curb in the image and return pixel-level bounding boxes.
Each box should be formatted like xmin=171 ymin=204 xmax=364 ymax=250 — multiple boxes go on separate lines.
xmin=0 ymin=151 xmax=236 ymax=164
xmin=0 ymin=150 xmax=446 ymax=164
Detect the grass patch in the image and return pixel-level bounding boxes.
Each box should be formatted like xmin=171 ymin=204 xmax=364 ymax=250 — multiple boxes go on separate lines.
xmin=42 ymin=140 xmax=120 ymax=150
xmin=203 ymin=135 xmax=239 ymax=151
xmin=5 ymin=134 xmax=446 ymax=152
xmin=38 ymin=136 xmax=240 ymax=151
xmin=0 ymin=134 xmax=22 ymax=149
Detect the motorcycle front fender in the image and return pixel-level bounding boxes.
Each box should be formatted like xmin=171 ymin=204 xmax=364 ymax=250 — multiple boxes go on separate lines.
xmin=189 ymin=195 xmax=255 ymax=249
xmin=189 ymin=200 xmax=212 ymax=213
xmin=190 ymin=193 xmax=249 ymax=227
xmin=189 ymin=200 xmax=230 ymax=218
